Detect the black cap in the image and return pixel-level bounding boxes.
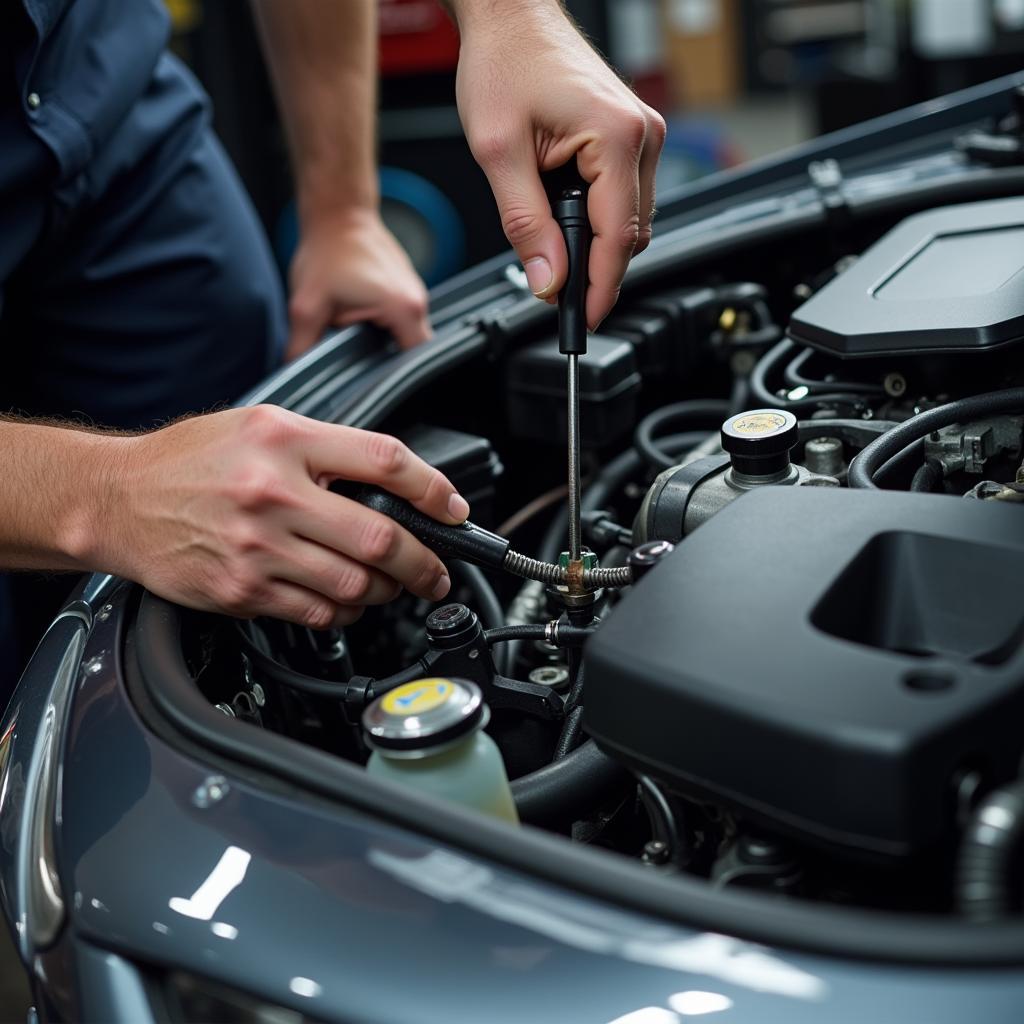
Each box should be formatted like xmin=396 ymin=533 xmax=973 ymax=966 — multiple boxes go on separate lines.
xmin=721 ymin=409 xmax=798 ymax=477
xmin=628 ymin=540 xmax=675 ymax=582
xmin=425 ymin=603 xmax=479 ymax=650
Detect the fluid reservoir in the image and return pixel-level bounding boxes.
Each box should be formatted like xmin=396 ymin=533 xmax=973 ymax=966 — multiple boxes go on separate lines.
xmin=363 ymin=677 xmax=519 ymax=823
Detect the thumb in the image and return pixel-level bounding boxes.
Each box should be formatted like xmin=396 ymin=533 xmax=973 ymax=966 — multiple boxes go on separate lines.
xmin=287 ymin=288 xmax=328 ymax=361
xmin=477 ymin=136 xmax=568 ymax=300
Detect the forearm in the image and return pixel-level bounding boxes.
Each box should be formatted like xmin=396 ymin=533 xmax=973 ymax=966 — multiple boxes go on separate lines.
xmin=252 ymin=0 xmax=378 ymax=225
xmin=0 ymin=420 xmax=132 ymax=573
xmin=443 ymin=0 xmax=564 ymax=35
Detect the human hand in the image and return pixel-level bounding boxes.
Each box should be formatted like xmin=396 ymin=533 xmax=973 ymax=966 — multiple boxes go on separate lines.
xmin=101 ymin=406 xmax=467 ymax=629
xmin=287 ymin=208 xmax=431 ymax=359
xmin=452 ymin=0 xmax=665 ymax=330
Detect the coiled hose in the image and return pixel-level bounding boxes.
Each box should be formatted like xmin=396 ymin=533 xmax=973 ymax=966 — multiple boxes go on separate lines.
xmin=956 ymin=780 xmax=1024 ymax=921
xmin=849 ymin=387 xmax=1024 ymax=489
xmin=502 ymin=550 xmax=633 ymax=589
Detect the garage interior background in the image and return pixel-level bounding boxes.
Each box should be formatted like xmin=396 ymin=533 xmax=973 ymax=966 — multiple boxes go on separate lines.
xmin=168 ymin=0 xmax=1024 ymax=288
xmin=3 ymin=0 xmax=1024 ymax=1017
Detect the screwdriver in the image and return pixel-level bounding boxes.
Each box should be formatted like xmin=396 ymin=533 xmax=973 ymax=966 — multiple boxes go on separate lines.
xmin=352 ymin=486 xmax=631 ymax=590
xmin=553 ymin=188 xmax=592 ymax=567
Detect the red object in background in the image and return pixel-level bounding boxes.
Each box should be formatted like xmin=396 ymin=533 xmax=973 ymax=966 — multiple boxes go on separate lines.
xmin=379 ymin=0 xmax=460 ymax=77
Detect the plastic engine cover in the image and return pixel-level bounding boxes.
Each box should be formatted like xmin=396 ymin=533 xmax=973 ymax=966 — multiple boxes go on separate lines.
xmin=584 ymin=486 xmax=1024 ymax=860
xmin=788 ymin=196 xmax=1024 ymax=358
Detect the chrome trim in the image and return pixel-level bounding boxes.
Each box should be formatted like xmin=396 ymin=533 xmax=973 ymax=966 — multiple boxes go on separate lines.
xmin=20 ymin=619 xmax=87 ymax=951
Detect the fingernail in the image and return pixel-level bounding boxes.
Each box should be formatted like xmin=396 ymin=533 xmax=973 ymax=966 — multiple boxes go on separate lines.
xmin=524 ymin=257 xmax=553 ymax=296
xmin=448 ymin=493 xmax=470 ymax=523
xmin=432 ymin=574 xmax=451 ymax=602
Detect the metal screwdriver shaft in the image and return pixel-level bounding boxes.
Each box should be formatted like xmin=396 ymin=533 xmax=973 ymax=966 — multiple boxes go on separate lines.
xmin=567 ymin=353 xmax=582 ymax=561
xmin=554 ymin=188 xmax=592 ymax=568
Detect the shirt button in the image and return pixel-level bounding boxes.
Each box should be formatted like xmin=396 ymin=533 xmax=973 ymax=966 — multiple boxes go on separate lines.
xmin=26 ymin=92 xmax=41 ymax=110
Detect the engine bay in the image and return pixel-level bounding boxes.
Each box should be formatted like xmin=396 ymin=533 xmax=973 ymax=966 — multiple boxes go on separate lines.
xmin=168 ymin=186 xmax=1024 ymax=927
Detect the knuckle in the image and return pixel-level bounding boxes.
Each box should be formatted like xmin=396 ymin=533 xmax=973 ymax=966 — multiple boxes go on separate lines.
xmin=364 ymin=432 xmax=408 ymax=477
xmin=334 ymin=562 xmax=371 ymax=602
xmin=288 ymin=294 xmax=318 ymax=326
xmin=618 ymin=221 xmax=641 ymax=253
xmin=468 ymin=130 xmax=509 ymax=168
xmin=229 ymin=464 xmax=287 ymax=511
xmin=219 ymin=567 xmax=263 ymax=616
xmin=634 ymin=226 xmax=653 ymax=255
xmin=359 ymin=515 xmax=398 ymax=563
xmin=501 ymin=208 xmax=543 ymax=248
xmin=241 ymin=404 xmax=298 ymax=449
xmin=302 ymin=601 xmax=336 ymax=632
xmin=407 ymin=289 xmax=429 ymax=318
xmin=411 ymin=557 xmax=444 ymax=594
xmin=232 ymin=522 xmax=268 ymax=556
xmin=648 ymin=111 xmax=667 ymax=148
xmin=418 ymin=470 xmax=450 ymax=507
xmin=620 ymin=110 xmax=648 ymax=151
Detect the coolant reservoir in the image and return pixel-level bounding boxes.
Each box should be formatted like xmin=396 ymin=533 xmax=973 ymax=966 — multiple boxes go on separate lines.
xmin=362 ymin=677 xmax=518 ymax=823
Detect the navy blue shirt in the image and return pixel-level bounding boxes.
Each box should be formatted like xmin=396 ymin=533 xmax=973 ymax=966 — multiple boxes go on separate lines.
xmin=7 ymin=0 xmax=171 ymax=181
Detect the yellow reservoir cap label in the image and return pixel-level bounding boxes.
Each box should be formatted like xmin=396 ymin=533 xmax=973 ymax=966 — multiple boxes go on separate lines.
xmin=381 ymin=678 xmax=455 ymax=716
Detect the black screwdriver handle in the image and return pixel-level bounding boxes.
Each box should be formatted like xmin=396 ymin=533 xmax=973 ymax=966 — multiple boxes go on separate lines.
xmin=554 ymin=187 xmax=591 ymax=356
xmin=354 ymin=486 xmax=510 ymax=570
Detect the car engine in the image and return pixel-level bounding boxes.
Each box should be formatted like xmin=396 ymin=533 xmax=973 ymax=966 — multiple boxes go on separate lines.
xmin=167 ymin=186 xmax=1024 ymax=925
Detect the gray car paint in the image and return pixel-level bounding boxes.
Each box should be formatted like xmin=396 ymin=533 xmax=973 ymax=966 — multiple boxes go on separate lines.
xmin=23 ymin=582 xmax=1023 ymax=1023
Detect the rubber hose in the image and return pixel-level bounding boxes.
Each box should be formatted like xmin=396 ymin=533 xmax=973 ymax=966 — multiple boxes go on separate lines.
xmin=484 ymin=623 xmax=592 ymax=647
xmin=750 ymin=339 xmax=867 ymax=411
xmin=454 ymin=562 xmax=510 ymax=674
xmin=634 ymin=402 xmax=730 ymax=471
xmin=584 ymin=433 xmax=707 ymax=513
xmin=849 ymin=388 xmax=1024 ymax=490
xmin=511 ymin=738 xmax=629 ymax=826
xmin=910 ymin=459 xmax=944 ymax=493
xmin=236 ymin=622 xmax=350 ymax=699
xmin=956 ymin=780 xmax=1024 ymax=922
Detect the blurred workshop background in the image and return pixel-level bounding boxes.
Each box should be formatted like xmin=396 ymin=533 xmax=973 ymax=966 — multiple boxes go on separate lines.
xmin=166 ymin=0 xmax=1024 ymax=289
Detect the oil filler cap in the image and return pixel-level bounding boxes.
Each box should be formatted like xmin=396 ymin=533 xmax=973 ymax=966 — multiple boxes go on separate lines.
xmin=363 ymin=677 xmax=488 ymax=757
xmin=721 ymin=409 xmax=798 ymax=477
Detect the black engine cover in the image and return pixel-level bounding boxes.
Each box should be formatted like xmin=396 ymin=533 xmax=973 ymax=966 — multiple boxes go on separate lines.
xmin=788 ymin=197 xmax=1024 ymax=359
xmin=584 ymin=487 xmax=1024 ymax=860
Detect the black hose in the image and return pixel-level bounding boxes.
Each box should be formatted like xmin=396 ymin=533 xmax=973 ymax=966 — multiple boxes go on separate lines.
xmin=453 ymin=562 xmax=510 ymax=674
xmin=583 ymin=433 xmax=704 ymax=513
xmin=554 ymin=664 xmax=587 ymax=757
xmin=750 ymin=339 xmax=869 ymax=412
xmin=235 ymin=621 xmax=350 ymax=699
xmin=849 ymin=388 xmax=1024 ymax=489
xmin=728 ymin=374 xmax=750 ymax=416
xmin=484 ymin=623 xmax=593 ymax=647
xmin=956 ymin=780 xmax=1024 ymax=922
xmin=783 ymin=346 xmax=885 ymax=397
xmin=634 ymin=402 xmax=729 ymax=471
xmin=910 ymin=459 xmax=944 ymax=493
xmin=554 ymin=706 xmax=584 ymax=759
xmin=510 ymin=738 xmax=629 ymax=826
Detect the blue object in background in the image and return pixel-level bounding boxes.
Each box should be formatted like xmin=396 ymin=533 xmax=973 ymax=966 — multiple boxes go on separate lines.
xmin=276 ymin=167 xmax=467 ymax=287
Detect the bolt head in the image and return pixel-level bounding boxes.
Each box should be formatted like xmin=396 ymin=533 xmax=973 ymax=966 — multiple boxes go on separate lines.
xmin=883 ymin=372 xmax=907 ymax=398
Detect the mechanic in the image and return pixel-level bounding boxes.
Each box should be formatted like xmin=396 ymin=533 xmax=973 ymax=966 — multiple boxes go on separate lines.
xmin=0 ymin=0 xmax=664 ymax=700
